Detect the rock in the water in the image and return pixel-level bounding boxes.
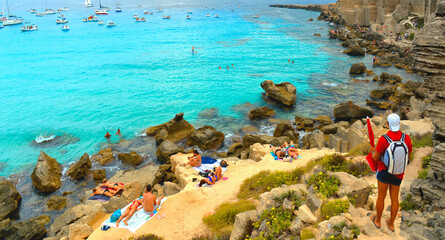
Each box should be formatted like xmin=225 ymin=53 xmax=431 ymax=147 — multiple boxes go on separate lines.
xmin=0 ymin=215 xmax=49 ymax=240
xmin=247 ymin=106 xmax=275 ymax=120
xmin=154 ymin=113 xmax=195 ymax=144
xmin=366 ymin=99 xmax=392 ymax=109
xmin=229 ymin=210 xmax=257 ymax=240
xmin=369 ymin=86 xmax=394 ymax=100
xmin=92 ymin=169 xmax=106 ymax=180
xmin=117 ymin=151 xmax=142 ymax=165
xmin=273 ymin=122 xmax=299 ymax=142
xmin=0 ymin=181 xmax=21 ymax=221
xmin=333 ymin=101 xmax=374 ymax=121
xmin=227 ymin=143 xmax=243 ymax=158
xmin=31 ymin=151 xmax=62 ymax=194
xmin=296 ymin=204 xmax=317 ymax=224
xmin=66 ymin=153 xmax=91 ymax=180
xmin=90 ymin=148 xmax=115 ymax=166
xmin=156 ymin=140 xmax=185 ymax=163
xmin=260 ymin=80 xmax=297 ymax=108
xmin=343 ymin=46 xmax=365 ymax=56
xmin=349 ymin=63 xmax=367 ymax=74
xmin=47 ymin=196 xmax=67 ymax=210
xmin=186 ymin=126 xmax=225 ymax=150
xmin=242 ymin=134 xmax=290 ymax=149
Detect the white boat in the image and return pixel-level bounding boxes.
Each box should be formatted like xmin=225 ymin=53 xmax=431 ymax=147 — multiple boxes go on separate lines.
xmin=162 ymin=15 xmax=170 ymax=19
xmin=29 ymin=9 xmax=37 ymax=13
xmin=2 ymin=0 xmax=23 ymax=25
xmin=156 ymin=8 xmax=163 ymax=12
xmin=43 ymin=9 xmax=56 ymax=14
xmin=144 ymin=10 xmax=153 ymax=15
xmin=214 ymin=14 xmax=219 ymax=18
xmin=95 ymin=9 xmax=108 ymax=15
xmin=186 ymin=15 xmax=191 ymax=20
xmin=253 ymin=15 xmax=259 ymax=18
xmin=115 ymin=7 xmax=122 ymax=12
xmin=133 ymin=14 xmax=138 ymax=19
xmin=85 ymin=0 xmax=94 ymax=7
xmin=36 ymin=13 xmax=44 ymax=17
xmin=187 ymin=10 xmax=192 ymax=14
xmin=57 ymin=9 xmax=61 ymax=13
xmin=98 ymin=0 xmax=109 ymax=11
xmin=106 ymin=20 xmax=116 ymax=27
xmin=61 ymin=7 xmax=69 ymax=11
xmin=56 ymin=18 xmax=68 ymax=24
xmin=21 ymin=24 xmax=38 ymax=31
xmin=83 ymin=15 xmax=98 ymax=22
xmin=98 ymin=20 xmax=105 ymax=25
xmin=61 ymin=25 xmax=69 ymax=31
xmin=206 ymin=13 xmax=210 ymax=17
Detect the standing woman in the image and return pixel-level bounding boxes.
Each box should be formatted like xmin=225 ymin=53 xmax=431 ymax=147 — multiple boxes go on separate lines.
xmin=370 ymin=114 xmax=412 ymax=232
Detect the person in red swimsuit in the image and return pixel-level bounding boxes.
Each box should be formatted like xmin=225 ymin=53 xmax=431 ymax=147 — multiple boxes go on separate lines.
xmin=370 ymin=113 xmax=412 ymax=232
xmin=116 ymin=198 xmax=144 ymax=227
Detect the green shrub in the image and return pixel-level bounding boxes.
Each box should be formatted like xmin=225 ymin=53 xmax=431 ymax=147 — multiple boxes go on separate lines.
xmin=348 ymin=142 xmax=370 ymax=156
xmin=409 ymin=33 xmax=415 ymax=40
xmin=320 ymin=200 xmax=349 ymax=220
xmin=400 ymin=194 xmax=419 ymax=211
xmin=252 ymin=206 xmax=293 ymax=239
xmin=238 ymin=169 xmax=303 ymax=199
xmin=404 ymin=23 xmax=412 ymax=29
xmin=273 ymin=190 xmax=305 ymax=209
xmin=301 ymin=228 xmax=315 ymax=240
xmin=345 ymin=161 xmax=372 ymax=178
xmin=417 ymin=168 xmax=428 ymax=179
xmin=203 ymin=200 xmax=255 ymax=232
xmin=412 ymin=135 xmax=433 ymax=148
xmin=130 ymin=234 xmax=164 ymax=240
xmin=322 ymin=154 xmax=347 ymax=172
xmin=421 ymin=154 xmax=432 ymax=169
xmin=307 ymin=171 xmax=341 ymax=198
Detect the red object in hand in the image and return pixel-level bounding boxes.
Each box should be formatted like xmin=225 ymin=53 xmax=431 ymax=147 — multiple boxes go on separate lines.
xmin=366 ymin=117 xmax=377 ymax=171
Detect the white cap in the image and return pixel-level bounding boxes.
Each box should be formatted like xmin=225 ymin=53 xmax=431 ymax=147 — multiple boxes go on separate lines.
xmin=387 ymin=113 xmax=400 ymax=132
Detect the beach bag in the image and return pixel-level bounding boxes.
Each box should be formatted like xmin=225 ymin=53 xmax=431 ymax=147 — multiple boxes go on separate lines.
xmin=382 ymin=133 xmax=409 ymax=175
xmin=110 ymin=209 xmax=121 ymax=223
xmin=220 ymin=160 xmax=228 ymax=167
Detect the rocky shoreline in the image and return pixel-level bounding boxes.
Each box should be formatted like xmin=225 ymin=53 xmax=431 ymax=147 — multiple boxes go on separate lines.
xmin=0 ymin=1 xmax=444 ymax=240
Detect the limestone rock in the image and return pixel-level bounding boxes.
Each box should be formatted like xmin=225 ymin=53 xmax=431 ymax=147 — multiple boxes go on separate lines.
xmin=257 ymin=184 xmax=306 ymax=214
xmin=117 ymin=151 xmax=142 ymax=165
xmin=229 ymin=210 xmax=257 ymax=240
xmin=366 ymin=99 xmax=392 ymax=109
xmin=260 ymin=80 xmax=297 ymax=107
xmin=186 ymin=126 xmax=225 ymax=150
xmin=343 ymin=46 xmax=365 ymax=56
xmin=349 ymin=63 xmax=366 ymax=74
xmin=163 ymin=181 xmax=182 ymax=196
xmin=400 ymin=119 xmax=435 ymax=138
xmin=247 ymin=106 xmax=275 ymax=120
xmin=0 ymin=215 xmax=49 ymax=240
xmin=249 ymin=143 xmax=270 ymax=162
xmin=47 ymin=196 xmax=67 ymax=210
xmin=227 ymin=143 xmax=243 ymax=158
xmin=306 ymin=192 xmax=322 ymax=215
xmin=0 ymin=181 xmax=21 ymax=221
xmin=294 ymin=116 xmax=315 ymax=132
xmin=328 ymin=172 xmax=371 ymax=207
xmin=31 ymin=151 xmax=62 ymax=194
xmin=320 ymin=121 xmax=349 ymax=134
xmin=369 ymin=86 xmax=394 ymax=100
xmin=92 ymin=169 xmax=106 ymax=180
xmin=242 ymin=134 xmax=290 ymax=149
xmin=297 ymin=204 xmax=317 ymax=224
xmin=334 ymin=101 xmax=374 ymax=121
xmin=282 ymin=198 xmax=295 ymax=212
xmin=156 ymin=140 xmax=185 ymax=163
xmin=289 ymin=217 xmax=303 ymax=236
xmin=315 ymin=115 xmax=332 ymax=126
xmin=66 ymin=153 xmax=91 ymax=180
xmin=68 ymin=224 xmax=93 ymax=240
xmin=273 ymin=122 xmax=299 ymax=142
xmin=302 ymin=130 xmax=325 ymax=149
xmin=90 ymin=148 xmax=115 ymax=166
xmin=154 ymin=113 xmax=196 ymax=144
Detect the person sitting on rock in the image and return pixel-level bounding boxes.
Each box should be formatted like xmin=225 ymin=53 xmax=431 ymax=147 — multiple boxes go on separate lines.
xmin=187 ymin=150 xmax=202 ymax=167
xmin=90 ymin=187 xmax=119 ymax=197
xmin=116 ymin=197 xmax=144 ymax=227
xmin=142 ymin=184 xmax=164 ymax=214
xmin=100 ymin=178 xmax=124 ymax=190
xmin=198 ymin=166 xmax=222 ymax=187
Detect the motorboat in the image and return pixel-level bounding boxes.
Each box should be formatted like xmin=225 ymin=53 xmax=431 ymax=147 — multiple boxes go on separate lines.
xmin=135 ymin=17 xmax=146 ymax=22
xmin=85 ymin=0 xmax=94 ymax=7
xmin=187 ymin=10 xmax=192 ymax=14
xmin=133 ymin=14 xmax=138 ymax=19
xmin=56 ymin=18 xmax=68 ymax=24
xmin=206 ymin=13 xmax=210 ymax=17
xmin=106 ymin=20 xmax=116 ymax=27
xmin=20 ymin=24 xmax=38 ymax=31
xmin=143 ymin=10 xmax=153 ymax=15
xmin=214 ymin=14 xmax=219 ymax=18
xmin=83 ymin=15 xmax=98 ymax=22
xmin=29 ymin=9 xmax=37 ymax=13
xmin=115 ymin=7 xmax=122 ymax=12
xmin=162 ymin=15 xmax=170 ymax=19
xmin=43 ymin=9 xmax=56 ymax=14
xmin=98 ymin=20 xmax=105 ymax=25
xmin=186 ymin=15 xmax=191 ymax=20
xmin=95 ymin=9 xmax=108 ymax=15
xmin=253 ymin=15 xmax=259 ymax=18
xmin=3 ymin=17 xmax=23 ymax=25
xmin=61 ymin=25 xmax=69 ymax=31
xmin=61 ymin=7 xmax=70 ymax=11
xmin=36 ymin=13 xmax=44 ymax=17
xmin=156 ymin=8 xmax=163 ymax=12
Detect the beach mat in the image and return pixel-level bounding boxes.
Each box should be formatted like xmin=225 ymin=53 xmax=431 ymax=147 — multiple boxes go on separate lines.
xmin=193 ymin=159 xmax=227 ymax=173
xmin=101 ymin=197 xmax=167 ymax=232
xmin=88 ymin=195 xmax=111 ymax=201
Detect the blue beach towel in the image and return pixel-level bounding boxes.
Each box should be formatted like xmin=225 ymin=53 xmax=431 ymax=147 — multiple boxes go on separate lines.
xmin=201 ymin=157 xmax=218 ymax=164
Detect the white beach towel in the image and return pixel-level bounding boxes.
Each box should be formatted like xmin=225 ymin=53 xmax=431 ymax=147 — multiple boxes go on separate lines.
xmin=193 ymin=159 xmax=227 ymax=173
xmin=101 ymin=197 xmax=167 ymax=232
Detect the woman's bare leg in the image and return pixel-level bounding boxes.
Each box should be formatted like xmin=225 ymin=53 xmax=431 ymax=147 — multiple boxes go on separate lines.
xmin=374 ymin=180 xmax=388 ymax=228
xmin=387 ymin=184 xmax=400 ymax=231
xmin=116 ymin=208 xmax=130 ymax=227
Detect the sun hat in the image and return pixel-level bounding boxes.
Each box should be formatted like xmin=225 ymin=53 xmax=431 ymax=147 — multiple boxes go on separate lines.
xmin=387 ymin=113 xmax=400 ymax=132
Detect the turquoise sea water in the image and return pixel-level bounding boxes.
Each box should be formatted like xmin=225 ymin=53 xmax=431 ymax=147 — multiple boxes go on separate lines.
xmin=0 ymin=0 xmax=421 ymax=176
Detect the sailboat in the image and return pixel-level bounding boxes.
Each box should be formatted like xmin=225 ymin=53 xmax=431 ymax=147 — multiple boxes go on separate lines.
xmin=95 ymin=0 xmax=109 ymax=14
xmin=2 ymin=0 xmax=23 ymax=26
xmin=115 ymin=0 xmax=121 ymax=12
xmin=85 ymin=0 xmax=94 ymax=8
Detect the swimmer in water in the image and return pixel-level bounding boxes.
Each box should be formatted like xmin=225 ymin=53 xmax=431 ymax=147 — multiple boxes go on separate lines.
xmin=218 ymin=66 xmax=222 ymax=70
xmin=292 ymin=61 xmax=294 ymax=64
xmin=104 ymin=132 xmax=111 ymax=141
xmin=192 ymin=46 xmax=195 ymax=53
xmin=227 ymin=66 xmax=229 ymax=70
xmin=288 ymin=59 xmax=290 ymax=63
xmin=115 ymin=129 xmax=121 ymax=137
xmin=231 ymin=64 xmax=235 ymax=68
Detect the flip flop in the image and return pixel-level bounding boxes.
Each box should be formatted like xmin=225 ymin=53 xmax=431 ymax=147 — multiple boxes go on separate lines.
xmin=371 ymin=215 xmax=381 ymax=229
xmin=386 ymin=219 xmax=395 ymax=232
xmin=222 ymin=177 xmax=228 ymax=180
xmin=101 ymin=225 xmax=111 ymax=231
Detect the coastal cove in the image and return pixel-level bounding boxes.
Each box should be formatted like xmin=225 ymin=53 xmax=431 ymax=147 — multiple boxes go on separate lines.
xmin=0 ymin=0 xmax=422 ymax=177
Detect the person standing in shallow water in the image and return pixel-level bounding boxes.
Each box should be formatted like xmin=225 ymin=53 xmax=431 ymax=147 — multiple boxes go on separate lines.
xmin=104 ymin=132 xmax=111 ymax=142
xmin=370 ymin=113 xmax=412 ymax=232
xmin=115 ymin=129 xmax=121 ymax=137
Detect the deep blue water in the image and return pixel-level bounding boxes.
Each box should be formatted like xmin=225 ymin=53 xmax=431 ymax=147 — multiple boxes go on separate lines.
xmin=0 ymin=0 xmax=422 ymax=176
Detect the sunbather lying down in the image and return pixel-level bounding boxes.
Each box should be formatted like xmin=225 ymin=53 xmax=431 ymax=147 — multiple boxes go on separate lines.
xmin=90 ymin=187 xmax=119 ymax=197
xmin=198 ymin=166 xmax=222 ymax=187
xmin=116 ymin=197 xmax=143 ymax=227
xmin=271 ymin=141 xmax=300 ymax=161
xmin=100 ymin=179 xmax=125 ymax=190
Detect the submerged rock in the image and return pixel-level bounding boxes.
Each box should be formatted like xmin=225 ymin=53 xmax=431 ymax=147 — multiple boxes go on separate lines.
xmin=349 ymin=63 xmax=366 ymax=74
xmin=186 ymin=126 xmax=225 ymax=150
xmin=66 ymin=153 xmax=91 ymax=180
xmin=247 ymin=106 xmax=275 ymax=120
xmin=0 ymin=180 xmax=21 ymax=221
xmin=31 ymin=151 xmax=62 ymax=194
xmin=260 ymin=80 xmax=297 ymax=108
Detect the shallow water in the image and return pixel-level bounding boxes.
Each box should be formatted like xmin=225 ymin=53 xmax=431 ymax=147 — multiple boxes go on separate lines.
xmin=0 ymin=0 xmax=423 ymax=177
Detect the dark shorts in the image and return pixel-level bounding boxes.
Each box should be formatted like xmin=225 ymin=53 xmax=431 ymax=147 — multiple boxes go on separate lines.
xmin=376 ymin=169 xmax=402 ymax=186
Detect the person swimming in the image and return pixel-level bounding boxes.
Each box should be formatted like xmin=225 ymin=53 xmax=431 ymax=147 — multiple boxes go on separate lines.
xmin=218 ymin=66 xmax=222 ymax=70
xmin=104 ymin=132 xmax=111 ymax=141
xmin=227 ymin=66 xmax=229 ymax=70
xmin=115 ymin=129 xmax=121 ymax=137
xmin=231 ymin=64 xmax=235 ymax=68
